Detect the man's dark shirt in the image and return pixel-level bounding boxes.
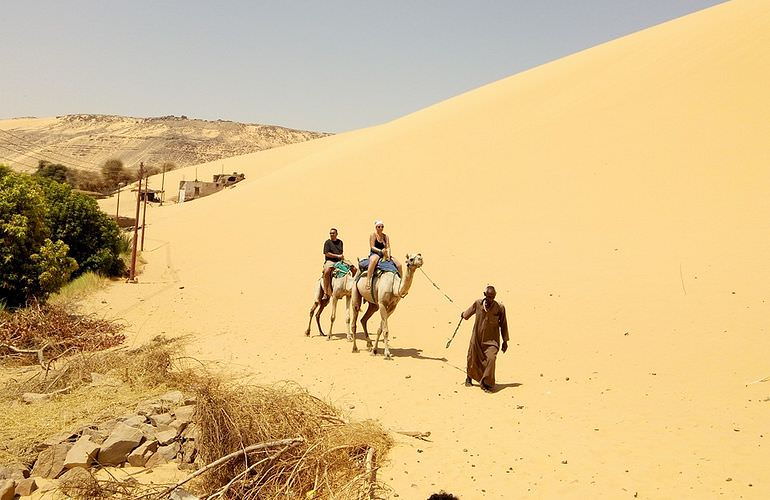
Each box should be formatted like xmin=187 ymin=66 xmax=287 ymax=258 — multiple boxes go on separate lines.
xmin=323 ymin=239 xmax=343 ymax=262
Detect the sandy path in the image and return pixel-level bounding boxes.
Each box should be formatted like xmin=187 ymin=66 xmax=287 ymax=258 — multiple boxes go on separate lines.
xmin=83 ymin=1 xmax=770 ymax=498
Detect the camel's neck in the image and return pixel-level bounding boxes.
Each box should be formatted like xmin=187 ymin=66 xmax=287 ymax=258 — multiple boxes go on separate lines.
xmin=396 ymin=265 xmax=416 ymax=297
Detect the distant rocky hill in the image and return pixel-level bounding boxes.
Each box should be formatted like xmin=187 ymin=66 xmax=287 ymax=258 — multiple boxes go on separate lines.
xmin=0 ymin=114 xmax=330 ymax=173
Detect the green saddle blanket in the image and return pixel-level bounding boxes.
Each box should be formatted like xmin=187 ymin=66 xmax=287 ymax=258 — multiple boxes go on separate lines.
xmin=332 ymin=261 xmax=351 ymax=278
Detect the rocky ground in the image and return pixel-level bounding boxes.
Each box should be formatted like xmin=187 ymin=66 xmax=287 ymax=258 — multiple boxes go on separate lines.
xmin=0 ymin=114 xmax=330 ymax=173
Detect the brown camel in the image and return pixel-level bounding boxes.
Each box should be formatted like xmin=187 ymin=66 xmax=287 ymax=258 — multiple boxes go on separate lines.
xmin=350 ymin=253 xmax=423 ymax=358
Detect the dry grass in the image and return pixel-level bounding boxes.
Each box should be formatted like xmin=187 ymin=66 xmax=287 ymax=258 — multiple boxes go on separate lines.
xmin=189 ymin=380 xmax=393 ymax=499
xmin=0 ymin=337 xmax=185 ymax=464
xmin=0 ymin=302 xmax=125 ymax=366
xmin=48 ymin=272 xmax=110 ymax=306
xmin=0 ymin=335 xmax=393 ymax=499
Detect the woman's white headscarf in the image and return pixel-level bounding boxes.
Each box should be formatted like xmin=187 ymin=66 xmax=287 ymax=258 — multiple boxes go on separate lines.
xmin=374 ymin=220 xmax=384 ymax=226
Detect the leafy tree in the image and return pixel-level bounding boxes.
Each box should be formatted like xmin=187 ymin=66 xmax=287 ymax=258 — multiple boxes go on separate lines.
xmin=0 ymin=173 xmax=77 ymax=306
xmin=101 ymin=159 xmax=133 ymax=191
xmin=34 ymin=177 xmax=126 ymax=276
xmin=34 ymin=160 xmax=69 ymax=183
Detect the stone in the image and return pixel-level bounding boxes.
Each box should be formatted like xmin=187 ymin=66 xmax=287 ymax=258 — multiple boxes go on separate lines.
xmin=64 ymin=436 xmax=100 ymax=469
xmin=14 ymin=478 xmax=37 ymax=496
xmin=145 ymin=442 xmax=181 ymax=468
xmin=179 ymin=440 xmax=197 ymax=464
xmin=90 ymin=372 xmax=121 ymax=387
xmin=169 ymin=487 xmax=200 ymax=500
xmin=97 ymin=419 xmax=118 ymax=435
xmin=121 ymin=414 xmax=147 ymax=427
xmin=80 ymin=427 xmax=107 ymax=444
xmin=149 ymin=413 xmax=174 ymax=426
xmin=159 ymin=391 xmax=185 ymax=405
xmin=36 ymin=431 xmax=76 ymax=451
xmin=127 ymin=440 xmax=158 ymax=467
xmin=169 ymin=419 xmax=189 ymax=434
xmin=0 ymin=464 xmax=28 ymax=481
xmin=137 ymin=422 xmax=157 ymax=440
xmin=21 ymin=392 xmax=51 ymax=404
xmin=155 ymin=428 xmax=179 ymax=446
xmin=135 ymin=400 xmax=165 ymax=416
xmin=172 ymin=405 xmax=195 ymax=424
xmin=97 ymin=423 xmax=144 ymax=466
xmin=181 ymin=423 xmax=198 ymax=441
xmin=31 ymin=443 xmax=71 ymax=479
xmin=0 ymin=480 xmax=14 ymax=500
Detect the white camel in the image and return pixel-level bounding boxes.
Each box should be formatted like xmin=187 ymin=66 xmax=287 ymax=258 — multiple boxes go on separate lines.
xmin=350 ymin=253 xmax=423 ymax=358
xmin=304 ymin=265 xmax=356 ymax=339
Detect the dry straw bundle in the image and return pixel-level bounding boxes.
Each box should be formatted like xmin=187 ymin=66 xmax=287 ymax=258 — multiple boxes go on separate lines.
xmin=187 ymin=379 xmax=392 ymax=499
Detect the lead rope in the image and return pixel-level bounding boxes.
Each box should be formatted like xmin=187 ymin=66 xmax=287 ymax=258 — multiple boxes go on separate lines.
xmin=418 ymin=267 xmax=455 ymax=304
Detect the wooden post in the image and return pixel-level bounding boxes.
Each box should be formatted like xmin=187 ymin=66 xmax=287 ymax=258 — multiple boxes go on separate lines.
xmin=160 ymin=163 xmax=166 ymax=205
xmin=129 ymin=163 xmax=144 ymax=282
xmin=115 ymin=183 xmax=121 ymax=221
xmin=365 ymin=447 xmax=376 ymax=499
xmin=140 ymin=174 xmax=148 ymax=251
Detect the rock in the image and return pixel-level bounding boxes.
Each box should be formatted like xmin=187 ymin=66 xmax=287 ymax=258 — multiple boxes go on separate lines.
xmin=127 ymin=440 xmax=158 ymax=467
xmin=90 ymin=372 xmax=121 ymax=387
xmin=179 ymin=440 xmax=197 ymax=464
xmin=121 ymin=414 xmax=147 ymax=427
xmin=58 ymin=467 xmax=92 ymax=485
xmin=150 ymin=413 xmax=174 ymax=426
xmin=169 ymin=419 xmax=189 ymax=434
xmin=64 ymin=436 xmax=100 ymax=469
xmin=181 ymin=423 xmax=199 ymax=441
xmin=21 ymin=392 xmax=51 ymax=404
xmin=136 ymin=422 xmax=158 ymax=440
xmin=145 ymin=442 xmax=181 ymax=468
xmin=173 ymin=405 xmax=195 ymax=424
xmin=169 ymin=487 xmax=200 ymax=500
xmin=135 ymin=400 xmax=165 ymax=416
xmin=31 ymin=443 xmax=71 ymax=478
xmin=97 ymin=423 xmax=145 ymax=466
xmin=155 ymin=428 xmax=179 ymax=446
xmin=97 ymin=419 xmax=118 ymax=435
xmin=0 ymin=464 xmax=28 ymax=481
xmin=14 ymin=478 xmax=37 ymax=496
xmin=159 ymin=391 xmax=186 ymax=405
xmin=80 ymin=427 xmax=107 ymax=445
xmin=0 ymin=480 xmax=14 ymax=500
xmin=36 ymin=431 xmax=76 ymax=451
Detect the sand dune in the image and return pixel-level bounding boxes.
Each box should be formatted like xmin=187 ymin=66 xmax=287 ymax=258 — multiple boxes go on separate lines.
xmin=87 ymin=1 xmax=770 ymax=497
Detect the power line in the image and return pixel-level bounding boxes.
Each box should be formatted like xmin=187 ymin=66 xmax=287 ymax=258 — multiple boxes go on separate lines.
xmin=0 ymin=152 xmax=39 ymax=170
xmin=0 ymin=129 xmax=100 ymax=170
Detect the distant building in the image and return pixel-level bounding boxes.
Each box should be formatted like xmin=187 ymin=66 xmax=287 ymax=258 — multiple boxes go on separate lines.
xmin=130 ymin=187 xmax=163 ymax=203
xmin=178 ymin=172 xmax=245 ymax=203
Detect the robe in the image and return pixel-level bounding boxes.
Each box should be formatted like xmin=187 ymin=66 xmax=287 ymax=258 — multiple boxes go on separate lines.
xmin=462 ymin=299 xmax=509 ymax=387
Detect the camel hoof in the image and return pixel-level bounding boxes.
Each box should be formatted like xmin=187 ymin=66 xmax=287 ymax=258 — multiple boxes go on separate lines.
xmin=346 ymin=335 xmax=353 ymax=342
xmin=304 ymin=330 xmax=310 ymax=337
xmin=352 ymin=346 xmax=359 ymax=353
xmin=371 ymin=349 xmax=378 ymax=356
xmin=384 ymin=354 xmax=393 ymax=360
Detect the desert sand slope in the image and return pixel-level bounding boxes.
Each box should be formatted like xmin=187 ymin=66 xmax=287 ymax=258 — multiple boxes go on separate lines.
xmin=87 ymin=1 xmax=770 ymax=498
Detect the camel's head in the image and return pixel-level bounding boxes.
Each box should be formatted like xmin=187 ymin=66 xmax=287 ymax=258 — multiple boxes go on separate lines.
xmin=405 ymin=253 xmax=424 ymax=269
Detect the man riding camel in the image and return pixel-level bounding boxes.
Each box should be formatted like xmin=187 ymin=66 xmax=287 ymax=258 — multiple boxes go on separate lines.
xmin=322 ymin=228 xmax=344 ymax=299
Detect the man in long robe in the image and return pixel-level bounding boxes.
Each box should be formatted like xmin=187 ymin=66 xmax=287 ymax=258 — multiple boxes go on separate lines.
xmin=461 ymin=285 xmax=509 ymax=392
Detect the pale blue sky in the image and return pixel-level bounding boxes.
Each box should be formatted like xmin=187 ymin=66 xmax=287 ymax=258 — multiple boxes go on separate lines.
xmin=1 ymin=1 xmax=724 ymax=132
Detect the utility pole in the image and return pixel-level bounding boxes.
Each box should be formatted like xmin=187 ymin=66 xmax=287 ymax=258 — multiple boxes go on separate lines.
xmin=160 ymin=163 xmax=166 ymax=206
xmin=115 ymin=183 xmax=122 ymax=221
xmin=129 ymin=162 xmax=144 ymax=282
xmin=140 ymin=173 xmax=149 ymax=251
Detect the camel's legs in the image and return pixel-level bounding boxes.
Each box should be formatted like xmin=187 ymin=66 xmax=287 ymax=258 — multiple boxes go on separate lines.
xmin=381 ymin=305 xmax=394 ymax=359
xmin=361 ymin=303 xmax=380 ymax=351
xmin=315 ymin=299 xmax=328 ymax=336
xmin=305 ymin=301 xmax=318 ymax=336
xmin=328 ymin=295 xmax=339 ymax=341
xmin=351 ymin=288 xmax=362 ymax=352
xmin=344 ymin=294 xmax=352 ymax=341
xmin=372 ymin=323 xmax=383 ymax=356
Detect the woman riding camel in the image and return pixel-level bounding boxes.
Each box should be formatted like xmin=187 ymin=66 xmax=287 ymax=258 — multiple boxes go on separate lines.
xmin=366 ymin=220 xmax=403 ymax=290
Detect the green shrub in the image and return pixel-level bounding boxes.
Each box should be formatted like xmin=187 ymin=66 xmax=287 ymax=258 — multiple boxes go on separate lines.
xmin=0 ymin=171 xmax=125 ymax=306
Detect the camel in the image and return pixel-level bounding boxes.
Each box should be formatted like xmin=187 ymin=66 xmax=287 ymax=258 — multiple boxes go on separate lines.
xmin=304 ymin=264 xmax=356 ymax=339
xmin=350 ymin=253 xmax=423 ymax=358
